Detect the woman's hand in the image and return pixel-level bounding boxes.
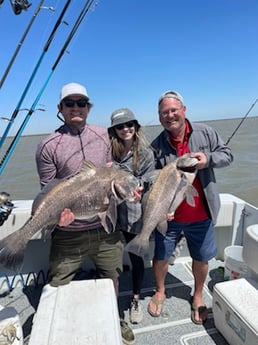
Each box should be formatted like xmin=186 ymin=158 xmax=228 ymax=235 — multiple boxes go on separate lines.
xmin=166 ymin=213 xmax=175 ymax=221
xmin=133 ymin=186 xmax=143 ymax=202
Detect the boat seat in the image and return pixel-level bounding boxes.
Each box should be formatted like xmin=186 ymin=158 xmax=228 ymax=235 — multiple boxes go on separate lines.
xmin=216 ymin=200 xmax=234 ymax=227
xmin=28 ymin=279 xmax=122 ymax=345
xmin=214 ymin=194 xmax=247 ymax=260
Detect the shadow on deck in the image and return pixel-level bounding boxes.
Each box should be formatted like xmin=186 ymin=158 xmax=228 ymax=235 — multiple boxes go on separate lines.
xmin=0 ymin=258 xmax=228 ymax=345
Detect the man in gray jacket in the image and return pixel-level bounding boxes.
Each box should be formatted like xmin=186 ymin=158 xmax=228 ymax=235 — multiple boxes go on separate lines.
xmin=148 ymin=90 xmax=233 ymax=324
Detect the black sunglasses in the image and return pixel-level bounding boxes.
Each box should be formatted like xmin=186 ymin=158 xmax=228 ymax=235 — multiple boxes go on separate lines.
xmin=115 ymin=121 xmax=135 ymax=130
xmin=62 ymin=99 xmax=88 ymax=108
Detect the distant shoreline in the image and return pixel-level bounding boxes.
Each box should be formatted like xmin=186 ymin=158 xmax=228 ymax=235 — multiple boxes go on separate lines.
xmin=3 ymin=115 xmax=258 ymax=139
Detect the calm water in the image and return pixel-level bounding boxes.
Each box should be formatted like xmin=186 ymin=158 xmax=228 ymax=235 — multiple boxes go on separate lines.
xmin=1 ymin=117 xmax=258 ymax=206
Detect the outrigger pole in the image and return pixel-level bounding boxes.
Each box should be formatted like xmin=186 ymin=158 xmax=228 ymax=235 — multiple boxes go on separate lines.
xmin=0 ymin=0 xmax=97 ymax=174
xmin=0 ymin=0 xmax=46 ymax=89
xmin=0 ymin=0 xmax=72 ymax=150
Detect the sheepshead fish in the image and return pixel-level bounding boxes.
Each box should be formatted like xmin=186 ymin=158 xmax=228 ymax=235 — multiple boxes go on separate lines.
xmin=125 ymin=153 xmax=199 ymax=259
xmin=0 ymin=161 xmax=139 ymax=271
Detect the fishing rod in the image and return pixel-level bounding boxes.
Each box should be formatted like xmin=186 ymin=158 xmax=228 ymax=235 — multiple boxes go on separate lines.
xmin=0 ymin=0 xmax=72 ymax=150
xmin=0 ymin=0 xmax=54 ymax=89
xmin=226 ymin=98 xmax=258 ymax=145
xmin=0 ymin=0 xmax=97 ymax=175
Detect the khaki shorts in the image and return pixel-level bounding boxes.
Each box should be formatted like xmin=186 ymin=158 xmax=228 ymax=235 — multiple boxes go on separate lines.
xmin=48 ymin=227 xmax=123 ymax=287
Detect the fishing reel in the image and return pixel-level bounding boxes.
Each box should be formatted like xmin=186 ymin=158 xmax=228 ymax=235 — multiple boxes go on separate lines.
xmin=0 ymin=192 xmax=14 ymax=226
xmin=10 ymin=0 xmax=32 ymax=15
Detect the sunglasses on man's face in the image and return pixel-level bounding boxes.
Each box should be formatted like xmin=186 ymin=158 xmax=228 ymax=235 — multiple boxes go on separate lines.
xmin=115 ymin=121 xmax=135 ymax=130
xmin=62 ymin=99 xmax=88 ymax=108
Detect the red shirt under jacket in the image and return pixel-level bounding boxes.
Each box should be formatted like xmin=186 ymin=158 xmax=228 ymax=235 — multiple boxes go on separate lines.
xmin=169 ymin=121 xmax=210 ymax=222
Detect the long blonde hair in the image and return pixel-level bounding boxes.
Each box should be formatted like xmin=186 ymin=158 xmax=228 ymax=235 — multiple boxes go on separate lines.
xmin=109 ymin=122 xmax=149 ymax=176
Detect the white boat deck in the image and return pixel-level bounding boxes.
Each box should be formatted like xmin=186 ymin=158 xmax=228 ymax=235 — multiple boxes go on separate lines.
xmin=0 ymin=256 xmax=228 ymax=345
xmin=0 ymin=193 xmax=258 ymax=344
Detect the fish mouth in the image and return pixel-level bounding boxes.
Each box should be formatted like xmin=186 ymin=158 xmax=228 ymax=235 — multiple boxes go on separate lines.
xmin=179 ymin=166 xmax=196 ymax=173
xmin=179 ymin=158 xmax=198 ymax=172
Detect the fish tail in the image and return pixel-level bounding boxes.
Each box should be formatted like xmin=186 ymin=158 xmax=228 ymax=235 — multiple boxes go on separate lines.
xmin=125 ymin=235 xmax=150 ymax=260
xmin=0 ymin=233 xmax=27 ymax=271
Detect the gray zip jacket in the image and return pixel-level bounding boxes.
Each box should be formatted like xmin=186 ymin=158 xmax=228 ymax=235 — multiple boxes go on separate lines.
xmin=151 ymin=120 xmax=234 ymax=224
xmin=112 ymin=146 xmax=155 ymax=234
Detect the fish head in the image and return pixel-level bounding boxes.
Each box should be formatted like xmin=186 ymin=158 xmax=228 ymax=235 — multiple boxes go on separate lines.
xmin=176 ymin=153 xmax=199 ymax=171
xmin=111 ymin=173 xmax=139 ymax=203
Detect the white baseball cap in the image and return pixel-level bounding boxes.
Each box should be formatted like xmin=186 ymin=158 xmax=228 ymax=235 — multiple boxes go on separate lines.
xmin=60 ymin=82 xmax=92 ymax=105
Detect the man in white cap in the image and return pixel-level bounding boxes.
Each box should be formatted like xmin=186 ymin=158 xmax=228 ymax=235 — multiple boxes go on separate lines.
xmin=36 ymin=82 xmax=136 ymax=345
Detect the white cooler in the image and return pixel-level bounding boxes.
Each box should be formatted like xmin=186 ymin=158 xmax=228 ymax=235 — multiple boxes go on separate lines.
xmin=29 ymin=279 xmax=122 ymax=345
xmin=213 ymin=278 xmax=258 ymax=345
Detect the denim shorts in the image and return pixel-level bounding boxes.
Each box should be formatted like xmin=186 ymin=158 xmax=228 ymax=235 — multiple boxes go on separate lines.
xmin=49 ymin=227 xmax=123 ymax=286
xmin=154 ymin=219 xmax=217 ymax=262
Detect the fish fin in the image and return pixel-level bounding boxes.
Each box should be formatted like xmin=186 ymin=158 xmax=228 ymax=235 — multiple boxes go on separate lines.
xmin=182 ymin=170 xmax=197 ymax=185
xmin=98 ymin=212 xmax=110 ymax=232
xmin=0 ymin=248 xmax=24 ymax=272
xmin=106 ymin=195 xmax=118 ymax=232
xmin=77 ymin=161 xmax=98 ymax=179
xmin=98 ymin=195 xmax=118 ymax=233
xmin=31 ymin=229 xmax=44 ymax=239
xmin=0 ymin=235 xmax=26 ymax=272
xmin=156 ymin=220 xmax=168 ymax=235
xmin=166 ymin=173 xmax=198 ymax=214
xmin=111 ymin=180 xmax=134 ymax=202
xmin=81 ymin=160 xmax=96 ymax=170
xmin=0 ymin=216 xmax=55 ymax=271
xmin=110 ymin=180 xmax=119 ymax=200
xmin=141 ymin=192 xmax=148 ymax=211
xmin=185 ymin=185 xmax=198 ymax=207
xmin=32 ymin=225 xmax=56 ymax=240
xmin=125 ymin=235 xmax=150 ymax=260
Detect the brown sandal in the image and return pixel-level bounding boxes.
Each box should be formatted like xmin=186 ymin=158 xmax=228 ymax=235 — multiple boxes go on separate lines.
xmin=148 ymin=295 xmax=165 ymax=317
xmin=191 ymin=303 xmax=208 ymax=325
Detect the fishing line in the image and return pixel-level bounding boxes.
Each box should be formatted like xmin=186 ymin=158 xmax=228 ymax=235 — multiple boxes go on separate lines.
xmin=0 ymin=0 xmax=46 ymax=89
xmin=226 ymin=98 xmax=258 ymax=145
xmin=0 ymin=0 xmax=97 ymax=175
xmin=0 ymin=0 xmax=72 ymax=150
